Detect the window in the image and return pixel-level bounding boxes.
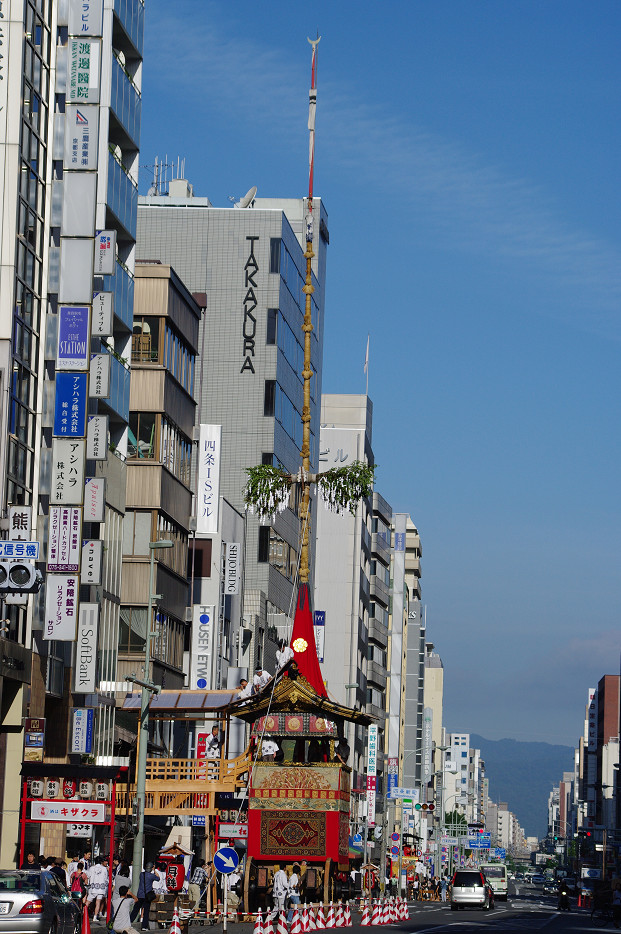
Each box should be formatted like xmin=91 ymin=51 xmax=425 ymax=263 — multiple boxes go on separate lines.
xmin=266 ymin=308 xmax=277 ymax=345
xmin=269 ymin=238 xmax=281 ymax=274
xmin=123 ymin=511 xmax=151 ymax=556
xmin=257 ymin=526 xmax=297 ymax=581
xmin=262 ymin=452 xmax=274 ymax=466
xmin=132 ymin=316 xmax=160 ymax=362
xmin=119 ymin=607 xmax=147 ymax=653
xmin=128 ymin=412 xmax=156 ymax=458
xmin=258 ymin=526 xmax=270 ymax=563
xmin=264 ymin=380 xmax=275 ymax=417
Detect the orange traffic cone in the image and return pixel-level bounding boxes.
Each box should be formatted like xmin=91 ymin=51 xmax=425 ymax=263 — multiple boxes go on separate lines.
xmin=360 ymin=901 xmax=371 ymax=926
xmin=81 ymin=905 xmax=91 ymax=934
xmin=291 ymin=905 xmax=301 ymax=934
xmin=370 ymin=900 xmax=380 ymax=925
xmin=316 ymin=904 xmax=326 ymax=929
xmin=326 ymin=902 xmax=335 ymax=929
xmin=335 ymin=901 xmax=344 ymax=928
xmin=301 ymin=903 xmax=310 ymax=933
xmin=343 ymin=902 xmax=352 ymax=927
xmin=277 ymin=910 xmax=288 ymax=934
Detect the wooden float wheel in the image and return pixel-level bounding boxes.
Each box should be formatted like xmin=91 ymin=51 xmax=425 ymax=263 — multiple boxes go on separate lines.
xmin=323 ymin=858 xmax=332 ymax=906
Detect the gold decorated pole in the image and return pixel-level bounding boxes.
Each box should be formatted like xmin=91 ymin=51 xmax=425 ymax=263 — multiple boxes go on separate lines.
xmin=299 ymin=36 xmax=320 ymax=584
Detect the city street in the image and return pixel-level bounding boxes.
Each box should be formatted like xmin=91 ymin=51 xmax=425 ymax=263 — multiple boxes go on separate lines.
xmin=91 ymin=889 xmax=602 ymax=934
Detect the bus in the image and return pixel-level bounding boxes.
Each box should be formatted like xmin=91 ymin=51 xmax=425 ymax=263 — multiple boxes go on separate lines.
xmin=480 ymin=863 xmax=508 ymax=901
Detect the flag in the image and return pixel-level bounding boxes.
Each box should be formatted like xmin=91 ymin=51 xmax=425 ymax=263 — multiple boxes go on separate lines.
xmin=363 ymin=335 xmax=369 ymax=374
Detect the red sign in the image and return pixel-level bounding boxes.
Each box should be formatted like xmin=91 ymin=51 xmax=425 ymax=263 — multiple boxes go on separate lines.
xmin=166 ymin=863 xmax=185 ymax=892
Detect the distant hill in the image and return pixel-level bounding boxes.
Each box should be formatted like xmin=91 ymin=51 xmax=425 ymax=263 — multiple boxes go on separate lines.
xmin=470 ymin=733 xmax=575 ymax=839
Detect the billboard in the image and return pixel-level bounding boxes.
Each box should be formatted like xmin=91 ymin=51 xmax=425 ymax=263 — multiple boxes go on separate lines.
xmin=53 ymin=373 xmax=88 ymax=437
xmin=67 ymin=39 xmax=101 ymax=103
xmin=51 ymin=438 xmax=85 ymax=504
xmin=73 ymin=604 xmax=99 ymax=693
xmin=47 ymin=506 xmax=81 ymax=572
xmin=196 ymin=425 xmax=221 ymax=534
xmin=190 ymin=605 xmax=215 ymax=690
xmin=64 ymin=104 xmax=99 ymax=170
xmin=44 ymin=574 xmax=79 ymax=640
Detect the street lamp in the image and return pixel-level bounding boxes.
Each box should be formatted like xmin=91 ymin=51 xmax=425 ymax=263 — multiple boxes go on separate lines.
xmin=131 ymin=539 xmax=174 ymax=884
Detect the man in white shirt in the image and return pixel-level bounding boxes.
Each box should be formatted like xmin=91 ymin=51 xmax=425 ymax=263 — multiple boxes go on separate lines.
xmin=253 ymin=668 xmax=271 ymax=693
xmin=236 ymin=679 xmax=252 ymax=700
xmin=205 ymin=725 xmax=222 ymax=759
xmin=276 ymin=640 xmax=294 ymax=671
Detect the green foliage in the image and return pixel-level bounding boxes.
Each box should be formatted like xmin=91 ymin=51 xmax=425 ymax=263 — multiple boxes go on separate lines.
xmin=243 ymin=464 xmax=292 ymax=520
xmin=318 ymin=462 xmax=376 ymax=514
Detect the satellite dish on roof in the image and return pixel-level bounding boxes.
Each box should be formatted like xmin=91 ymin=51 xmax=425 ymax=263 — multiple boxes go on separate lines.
xmin=236 ymin=186 xmax=257 ymax=209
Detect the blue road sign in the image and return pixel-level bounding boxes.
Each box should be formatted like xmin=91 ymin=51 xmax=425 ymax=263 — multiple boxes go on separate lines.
xmin=214 ymin=847 xmax=239 ymax=874
xmin=353 ymin=833 xmax=363 ymax=845
xmin=390 ymin=846 xmax=399 ymax=857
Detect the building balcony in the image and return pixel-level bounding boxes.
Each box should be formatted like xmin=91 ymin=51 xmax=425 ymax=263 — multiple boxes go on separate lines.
xmin=405 ymin=553 xmax=421 ymax=576
xmin=409 ymin=576 xmax=422 ymax=599
xmin=367 ymin=659 xmax=387 ymax=688
xmin=111 ymin=54 xmax=141 ymax=147
xmin=113 ymin=0 xmax=144 ymax=57
xmin=107 ymin=150 xmax=138 ymax=239
xmin=370 ymin=574 xmax=390 ymax=605
xmin=371 ymin=531 xmax=391 ymax=565
xmin=368 ymin=618 xmax=388 ymax=649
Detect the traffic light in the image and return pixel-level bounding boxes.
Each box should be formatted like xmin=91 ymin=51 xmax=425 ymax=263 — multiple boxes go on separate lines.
xmin=414 ymin=803 xmax=435 ymax=811
xmin=0 ymin=561 xmax=42 ymax=594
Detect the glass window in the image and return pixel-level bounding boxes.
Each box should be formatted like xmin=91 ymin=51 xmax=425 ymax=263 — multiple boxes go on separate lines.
xmin=264 ymin=380 xmax=275 ymax=417
xmin=132 ymin=316 xmax=160 ymax=362
xmin=128 ymin=412 xmax=156 ymax=458
xmin=258 ymin=526 xmax=269 ymax=563
xmin=266 ymin=308 xmax=277 ymax=345
xmin=269 ymin=238 xmax=281 ymax=274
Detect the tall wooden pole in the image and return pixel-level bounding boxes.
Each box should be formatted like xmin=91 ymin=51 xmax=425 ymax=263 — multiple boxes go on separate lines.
xmin=300 ymin=36 xmax=320 ymax=584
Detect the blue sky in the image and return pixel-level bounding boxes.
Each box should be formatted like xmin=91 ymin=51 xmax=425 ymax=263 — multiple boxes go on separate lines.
xmin=139 ymin=1 xmax=621 ymax=746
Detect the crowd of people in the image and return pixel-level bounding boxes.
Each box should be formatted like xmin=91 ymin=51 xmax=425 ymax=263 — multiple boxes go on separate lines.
xmin=409 ymin=874 xmax=449 ymax=902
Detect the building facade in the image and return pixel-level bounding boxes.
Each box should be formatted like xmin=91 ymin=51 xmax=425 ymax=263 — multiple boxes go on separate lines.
xmin=136 ymin=184 xmax=329 ymax=681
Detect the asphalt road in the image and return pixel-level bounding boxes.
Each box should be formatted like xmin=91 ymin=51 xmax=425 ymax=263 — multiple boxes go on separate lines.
xmin=91 ymin=885 xmax=598 ymax=934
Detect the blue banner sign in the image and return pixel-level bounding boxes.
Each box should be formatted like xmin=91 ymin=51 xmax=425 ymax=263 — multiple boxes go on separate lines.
xmin=54 ymin=373 xmax=88 ymax=437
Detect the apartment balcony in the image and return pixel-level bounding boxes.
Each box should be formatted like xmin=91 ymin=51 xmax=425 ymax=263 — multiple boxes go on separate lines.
xmin=107 ymin=150 xmax=138 ymax=239
xmin=111 ymin=54 xmax=141 ymax=147
xmin=113 ymin=0 xmax=144 ymax=56
xmin=370 ymin=574 xmax=390 ymax=605
xmin=405 ymin=553 xmax=421 ymax=577
xmin=409 ymin=576 xmax=422 ymax=599
xmin=368 ymin=618 xmax=388 ymax=649
xmin=371 ymin=531 xmax=391 ymax=565
xmin=367 ymin=659 xmax=387 ymax=688
xmin=126 ymin=462 xmax=193 ymax=530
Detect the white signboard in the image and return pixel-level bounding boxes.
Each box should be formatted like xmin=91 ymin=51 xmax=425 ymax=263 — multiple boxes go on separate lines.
xmin=84 ymin=477 xmax=105 ymax=522
xmin=190 ymin=605 xmax=215 ymax=690
xmin=367 ymin=724 xmax=378 ymax=776
xmin=31 ymin=800 xmax=105 ymax=823
xmin=89 ymin=353 xmax=111 ymax=398
xmin=81 ymin=540 xmax=102 ymax=585
xmin=67 ymin=39 xmax=101 ymax=104
xmin=196 ymin=425 xmax=221 ymax=534
xmin=68 ymin=0 xmax=103 ymax=36
xmin=73 ymin=603 xmax=99 ymax=693
xmin=67 ymin=824 xmax=93 ymax=838
xmin=94 ymin=230 xmax=116 ymax=275
xmin=47 ymin=506 xmax=81 ymax=572
xmin=87 ymin=415 xmax=108 ymax=460
xmin=64 ymin=104 xmax=99 ymax=170
xmin=217 ymin=824 xmax=249 ymax=840
xmin=366 ymin=723 xmax=378 ymax=829
xmin=441 ymin=836 xmax=459 ymax=847
xmin=8 ymin=505 xmax=32 ymax=540
xmin=92 ymin=292 xmax=113 ymax=336
xmin=224 ymin=542 xmax=241 ymax=595
xmin=0 ymin=541 xmax=39 ymax=559
xmin=44 ymin=574 xmax=79 ymax=640
xmin=51 ymin=438 xmax=85 ymax=504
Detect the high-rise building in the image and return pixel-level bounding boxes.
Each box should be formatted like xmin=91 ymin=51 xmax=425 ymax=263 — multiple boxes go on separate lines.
xmin=0 ymin=0 xmax=144 ymax=863
xmin=136 ymin=184 xmax=329 ymax=682
xmin=313 ymin=393 xmax=391 ymax=815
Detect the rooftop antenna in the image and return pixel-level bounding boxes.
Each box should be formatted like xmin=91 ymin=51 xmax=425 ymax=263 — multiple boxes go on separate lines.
xmin=141 ymin=156 xmax=175 ymax=195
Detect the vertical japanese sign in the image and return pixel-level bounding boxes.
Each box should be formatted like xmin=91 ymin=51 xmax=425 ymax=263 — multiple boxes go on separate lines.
xmin=367 ymin=724 xmax=378 ymax=828
xmin=64 ymin=104 xmax=99 ymax=170
xmin=8 ymin=505 xmax=32 ymax=540
xmin=190 ymin=605 xmax=215 ymax=690
xmin=422 ymin=707 xmax=433 ymax=783
xmin=51 ymin=439 xmax=86 ymax=504
xmin=70 ymin=708 xmax=95 ymax=754
xmin=94 ymin=230 xmax=116 ymax=274
xmin=81 ymin=540 xmax=102 ymax=585
xmin=92 ymin=292 xmax=113 ymax=336
xmin=47 ymin=507 xmax=82 ymax=572
xmin=73 ymin=604 xmax=99 ymax=693
xmin=84 ymin=478 xmax=105 ymax=522
xmin=67 ymin=39 xmax=101 ymax=103
xmin=89 ymin=353 xmax=111 ymax=398
xmin=387 ymin=756 xmax=399 ymax=799
xmin=196 ymin=425 xmax=221 ymax=534
xmin=56 ymin=305 xmax=90 ymax=370
xmin=224 ymin=543 xmax=241 ymax=595
xmin=68 ymin=0 xmax=103 ymax=36
xmin=53 ymin=373 xmax=88 ymax=437
xmin=44 ymin=575 xmax=79 ymax=640
xmin=86 ymin=415 xmax=108 ymax=460
xmin=313 ymin=610 xmax=325 ymax=663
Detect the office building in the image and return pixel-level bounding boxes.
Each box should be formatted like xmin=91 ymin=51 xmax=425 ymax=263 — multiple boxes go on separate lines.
xmin=136 ymin=183 xmax=329 ymax=681
xmin=0 ymin=0 xmax=144 ymax=863
xmin=313 ymin=394 xmax=391 ymax=815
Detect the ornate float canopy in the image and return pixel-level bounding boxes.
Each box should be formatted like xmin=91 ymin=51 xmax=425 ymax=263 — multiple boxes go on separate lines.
xmin=228 ymin=670 xmax=374 ymax=727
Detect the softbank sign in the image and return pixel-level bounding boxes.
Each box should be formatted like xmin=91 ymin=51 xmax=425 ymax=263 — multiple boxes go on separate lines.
xmin=190 ymin=606 xmax=215 ymax=690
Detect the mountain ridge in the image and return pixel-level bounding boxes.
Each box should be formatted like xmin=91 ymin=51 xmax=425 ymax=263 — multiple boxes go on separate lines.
xmin=469 ymin=733 xmax=575 ymax=838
